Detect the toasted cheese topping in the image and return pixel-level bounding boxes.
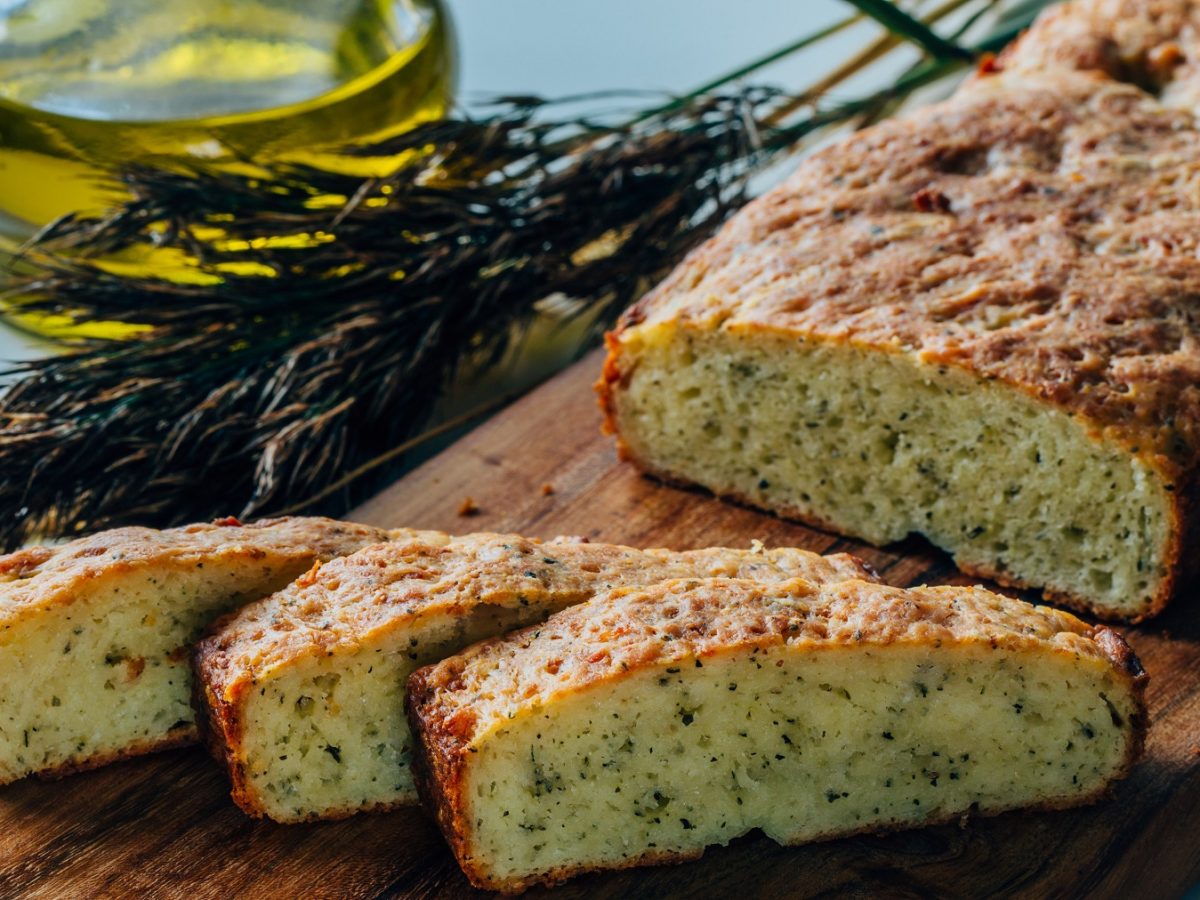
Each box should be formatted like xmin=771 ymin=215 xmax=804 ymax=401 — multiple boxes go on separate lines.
xmin=0 ymin=517 xmax=406 ymax=626
xmin=415 ymin=577 xmax=1136 ymax=745
xmin=599 ymin=0 xmax=1200 ymax=620
xmin=998 ymin=0 xmax=1200 ymax=111
xmin=609 ymin=68 xmax=1200 ymax=470
xmin=199 ymin=533 xmax=874 ymax=690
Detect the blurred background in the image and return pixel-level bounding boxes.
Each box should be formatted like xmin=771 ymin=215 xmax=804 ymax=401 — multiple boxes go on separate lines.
xmin=450 ymin=1 xmax=899 ymax=103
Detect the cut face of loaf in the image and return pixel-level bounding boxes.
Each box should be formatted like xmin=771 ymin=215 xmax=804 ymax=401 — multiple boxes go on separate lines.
xmin=0 ymin=517 xmax=401 ymax=784
xmin=604 ymin=330 xmax=1174 ymax=619
xmin=193 ymin=532 xmax=874 ymax=823
xmin=407 ymin=577 xmax=1148 ymax=894
xmin=598 ymin=64 xmax=1200 ymax=622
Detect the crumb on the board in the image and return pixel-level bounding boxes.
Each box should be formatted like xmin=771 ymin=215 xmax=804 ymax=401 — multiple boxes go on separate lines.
xmin=540 ymin=483 xmax=555 ymax=496
xmin=458 ymin=496 xmax=480 ymax=517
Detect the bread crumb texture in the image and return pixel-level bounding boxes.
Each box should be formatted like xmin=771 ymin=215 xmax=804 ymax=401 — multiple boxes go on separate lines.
xmin=600 ymin=0 xmax=1200 ymax=621
xmin=195 ymin=531 xmax=874 ymax=822
xmin=0 ymin=516 xmax=398 ymax=783
xmin=408 ymin=577 xmax=1147 ymax=893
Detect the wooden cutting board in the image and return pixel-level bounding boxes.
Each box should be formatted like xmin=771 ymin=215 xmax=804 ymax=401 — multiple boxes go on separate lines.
xmin=1 ymin=350 xmax=1197 ymax=899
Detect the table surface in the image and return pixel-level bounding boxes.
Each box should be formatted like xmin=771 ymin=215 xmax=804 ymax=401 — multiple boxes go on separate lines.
xmin=2 ymin=351 xmax=1195 ymax=899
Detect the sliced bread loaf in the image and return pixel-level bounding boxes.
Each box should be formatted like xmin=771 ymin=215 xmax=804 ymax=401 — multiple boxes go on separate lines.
xmin=194 ymin=532 xmax=874 ymax=822
xmin=0 ymin=516 xmax=400 ymax=784
xmin=408 ymin=576 xmax=1148 ymax=893
xmin=598 ymin=26 xmax=1200 ymax=621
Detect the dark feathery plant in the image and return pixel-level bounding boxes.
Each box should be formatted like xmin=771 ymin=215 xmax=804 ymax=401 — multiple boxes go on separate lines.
xmin=0 ymin=0 xmax=1056 ymax=547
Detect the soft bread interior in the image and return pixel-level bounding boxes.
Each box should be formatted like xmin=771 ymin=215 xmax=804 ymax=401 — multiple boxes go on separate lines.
xmin=459 ymin=643 xmax=1136 ymax=886
xmin=239 ymin=600 xmax=568 ymax=821
xmin=230 ymin=543 xmax=871 ymax=823
xmin=611 ymin=328 xmax=1172 ymax=617
xmin=0 ymin=562 xmax=304 ymax=782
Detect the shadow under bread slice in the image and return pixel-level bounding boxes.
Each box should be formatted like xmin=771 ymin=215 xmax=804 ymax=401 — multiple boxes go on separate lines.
xmin=406 ymin=576 xmax=1148 ymax=894
xmin=0 ymin=516 xmax=405 ymax=785
xmin=193 ymin=532 xmax=875 ymax=823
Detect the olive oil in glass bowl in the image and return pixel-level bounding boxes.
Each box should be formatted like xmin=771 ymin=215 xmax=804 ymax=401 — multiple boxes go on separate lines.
xmin=0 ymin=0 xmax=454 ymax=335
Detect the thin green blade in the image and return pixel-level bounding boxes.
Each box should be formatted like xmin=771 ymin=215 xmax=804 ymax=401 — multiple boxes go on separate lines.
xmin=840 ymin=0 xmax=975 ymax=60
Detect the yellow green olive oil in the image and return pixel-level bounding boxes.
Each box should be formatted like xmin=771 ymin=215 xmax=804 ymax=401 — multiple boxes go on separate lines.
xmin=0 ymin=0 xmax=454 ymax=337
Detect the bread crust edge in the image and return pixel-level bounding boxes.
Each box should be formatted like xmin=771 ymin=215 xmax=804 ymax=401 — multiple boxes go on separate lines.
xmin=0 ymin=726 xmax=199 ymax=787
xmin=597 ymin=334 xmax=1187 ymax=623
xmin=192 ymin=632 xmax=266 ymax=819
xmin=407 ymin=627 xmax=1149 ymax=894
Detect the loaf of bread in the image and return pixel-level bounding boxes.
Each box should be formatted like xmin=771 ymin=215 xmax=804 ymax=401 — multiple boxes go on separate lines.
xmin=598 ymin=0 xmax=1200 ymax=621
xmin=194 ymin=531 xmax=874 ymax=822
xmin=408 ymin=576 xmax=1148 ymax=893
xmin=0 ymin=516 xmax=400 ymax=784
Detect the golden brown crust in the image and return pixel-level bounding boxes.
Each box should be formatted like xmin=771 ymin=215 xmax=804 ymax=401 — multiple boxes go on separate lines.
xmin=408 ymin=666 xmax=479 ymax=886
xmin=197 ymin=532 xmax=875 ymax=689
xmin=407 ymin=577 xmax=1149 ymax=893
xmin=996 ymin=0 xmax=1200 ymax=107
xmin=0 ymin=516 xmax=403 ymax=786
xmin=194 ymin=672 xmax=251 ymax=811
xmin=604 ymin=69 xmax=1200 ymax=467
xmin=194 ymin=531 xmax=876 ymax=818
xmin=412 ymin=577 xmax=1131 ymax=737
xmin=0 ymin=516 xmax=402 ymax=628
xmin=599 ymin=6 xmax=1200 ymax=618
xmin=34 ymin=726 xmax=199 ymax=782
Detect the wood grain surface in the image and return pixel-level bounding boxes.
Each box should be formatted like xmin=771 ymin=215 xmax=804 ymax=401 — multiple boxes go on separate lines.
xmin=1 ymin=350 xmax=1197 ymax=899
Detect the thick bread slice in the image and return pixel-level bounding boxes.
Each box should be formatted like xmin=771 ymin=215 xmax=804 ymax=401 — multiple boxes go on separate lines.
xmin=407 ymin=577 xmax=1148 ymax=894
xmin=0 ymin=516 xmax=402 ymax=784
xmin=194 ymin=532 xmax=874 ymax=822
xmin=598 ymin=9 xmax=1200 ymax=622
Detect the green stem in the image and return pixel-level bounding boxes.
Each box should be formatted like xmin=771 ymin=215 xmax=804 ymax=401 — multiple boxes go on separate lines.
xmin=629 ymin=13 xmax=861 ymax=124
xmin=946 ymin=0 xmax=995 ymax=42
xmin=679 ymin=15 xmax=862 ymax=99
xmin=839 ymin=0 xmax=975 ymax=60
xmin=763 ymin=0 xmax=1056 ymax=151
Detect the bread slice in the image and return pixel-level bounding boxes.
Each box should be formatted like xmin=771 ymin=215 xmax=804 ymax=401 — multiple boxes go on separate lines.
xmin=194 ymin=532 xmax=875 ymax=823
xmin=598 ymin=32 xmax=1199 ymax=622
xmin=0 ymin=516 xmax=401 ymax=784
xmin=407 ymin=577 xmax=1148 ymax=893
